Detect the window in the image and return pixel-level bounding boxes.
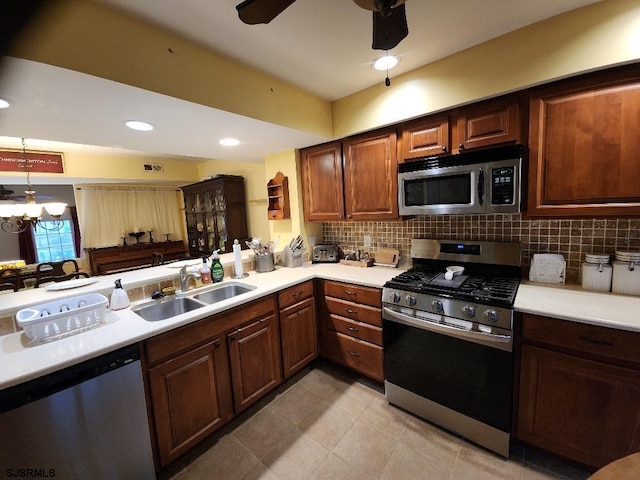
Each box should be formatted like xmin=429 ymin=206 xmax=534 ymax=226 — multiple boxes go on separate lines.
xmin=33 ymin=220 xmax=76 ymax=263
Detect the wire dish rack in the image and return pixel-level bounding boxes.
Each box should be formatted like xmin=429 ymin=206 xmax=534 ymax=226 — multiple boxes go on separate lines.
xmin=16 ymin=293 xmax=108 ymax=343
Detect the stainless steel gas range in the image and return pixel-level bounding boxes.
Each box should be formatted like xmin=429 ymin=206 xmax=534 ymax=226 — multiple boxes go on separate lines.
xmin=382 ymin=239 xmax=521 ymax=457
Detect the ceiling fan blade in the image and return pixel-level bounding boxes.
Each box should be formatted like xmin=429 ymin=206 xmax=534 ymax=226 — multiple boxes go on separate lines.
xmin=236 ymin=0 xmax=297 ymax=25
xmin=372 ymin=3 xmax=408 ymax=50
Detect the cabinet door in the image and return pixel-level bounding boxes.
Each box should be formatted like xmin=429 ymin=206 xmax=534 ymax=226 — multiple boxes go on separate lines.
xmin=528 ymin=77 xmax=640 ymax=217
xmin=280 ymin=297 xmax=318 ymax=379
xmin=455 ymin=98 xmax=521 ymax=151
xmin=343 ymin=129 xmax=398 ymax=220
xmin=148 ymin=339 xmax=233 ymax=467
xmin=300 ymin=142 xmax=345 ymax=221
xmin=228 ymin=314 xmax=283 ymax=413
xmin=400 ymin=115 xmax=450 ymax=160
xmin=517 ymin=344 xmax=640 ymax=468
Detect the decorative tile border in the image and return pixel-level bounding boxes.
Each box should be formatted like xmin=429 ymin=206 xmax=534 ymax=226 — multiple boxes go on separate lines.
xmin=322 ymin=214 xmax=640 ymax=283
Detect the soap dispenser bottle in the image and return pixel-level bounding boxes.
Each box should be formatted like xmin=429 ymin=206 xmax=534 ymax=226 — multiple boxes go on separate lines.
xmin=110 ymin=279 xmax=130 ymax=310
xmin=200 ymin=256 xmax=212 ymax=284
xmin=210 ymin=250 xmax=224 ymax=283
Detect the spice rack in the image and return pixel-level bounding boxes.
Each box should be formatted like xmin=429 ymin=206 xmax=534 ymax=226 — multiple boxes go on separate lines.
xmin=267 ymin=171 xmax=290 ymax=220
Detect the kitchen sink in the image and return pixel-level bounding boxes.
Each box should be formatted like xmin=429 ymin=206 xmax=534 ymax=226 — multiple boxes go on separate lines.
xmin=192 ymin=282 xmax=256 ymax=304
xmin=131 ymin=282 xmax=256 ymax=321
xmin=132 ymin=296 xmax=205 ymax=322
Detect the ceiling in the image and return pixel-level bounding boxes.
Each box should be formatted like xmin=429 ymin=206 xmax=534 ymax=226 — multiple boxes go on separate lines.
xmin=0 ymin=0 xmax=602 ymax=163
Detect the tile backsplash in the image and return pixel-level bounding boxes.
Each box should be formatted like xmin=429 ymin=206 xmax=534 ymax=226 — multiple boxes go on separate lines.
xmin=322 ymin=214 xmax=640 ymax=283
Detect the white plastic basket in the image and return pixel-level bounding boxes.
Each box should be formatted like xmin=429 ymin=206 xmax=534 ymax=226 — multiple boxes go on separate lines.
xmin=16 ymin=293 xmax=109 ymax=343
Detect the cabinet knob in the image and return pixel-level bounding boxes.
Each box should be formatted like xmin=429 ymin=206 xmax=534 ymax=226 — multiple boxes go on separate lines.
xmin=459 ymin=143 xmax=465 ymax=150
xmin=213 ymin=340 xmax=221 ymax=348
xmin=229 ymin=334 xmax=236 ymax=341
xmin=442 ymin=146 xmax=447 ymax=152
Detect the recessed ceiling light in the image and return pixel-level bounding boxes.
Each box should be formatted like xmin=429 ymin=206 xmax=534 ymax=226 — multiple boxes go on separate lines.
xmin=372 ymin=55 xmax=399 ymax=71
xmin=219 ymin=138 xmax=240 ymax=146
xmin=125 ymin=120 xmax=154 ymax=131
xmin=0 ymin=98 xmax=11 ymax=109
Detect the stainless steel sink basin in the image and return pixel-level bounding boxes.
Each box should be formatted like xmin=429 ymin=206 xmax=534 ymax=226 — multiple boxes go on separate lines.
xmin=132 ymin=296 xmax=205 ymax=321
xmin=193 ymin=282 xmax=256 ymax=304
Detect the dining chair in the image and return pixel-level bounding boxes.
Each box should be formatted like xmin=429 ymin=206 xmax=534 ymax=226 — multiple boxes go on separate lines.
xmin=34 ymin=259 xmax=90 ymax=288
xmin=0 ymin=268 xmax=21 ymax=292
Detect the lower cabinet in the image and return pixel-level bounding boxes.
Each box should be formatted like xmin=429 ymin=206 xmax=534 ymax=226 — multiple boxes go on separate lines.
xmin=278 ymin=281 xmax=318 ymax=379
xmin=143 ymin=295 xmax=281 ymax=468
xmin=228 ymin=312 xmax=282 ymax=413
xmin=516 ymin=314 xmax=640 ymax=469
xmin=147 ymin=339 xmax=233 ymax=467
xmin=317 ymin=280 xmax=384 ymax=382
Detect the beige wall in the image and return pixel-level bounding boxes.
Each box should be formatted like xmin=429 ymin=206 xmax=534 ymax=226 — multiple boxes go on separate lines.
xmin=332 ymin=0 xmax=640 ymax=137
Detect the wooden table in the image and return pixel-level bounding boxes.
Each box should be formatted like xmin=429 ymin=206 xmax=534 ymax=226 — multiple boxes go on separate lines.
xmin=590 ymin=453 xmax=640 ymax=480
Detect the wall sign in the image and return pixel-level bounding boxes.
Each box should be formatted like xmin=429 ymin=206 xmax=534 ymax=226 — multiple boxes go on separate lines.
xmin=0 ymin=149 xmax=65 ymax=173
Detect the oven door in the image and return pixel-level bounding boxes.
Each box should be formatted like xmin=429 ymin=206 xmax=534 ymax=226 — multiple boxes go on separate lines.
xmin=382 ymin=306 xmax=512 ymax=433
xmin=398 ymin=163 xmax=484 ymax=215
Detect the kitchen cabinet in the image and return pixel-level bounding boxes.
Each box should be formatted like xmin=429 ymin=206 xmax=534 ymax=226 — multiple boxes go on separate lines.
xmin=515 ymin=314 xmax=640 ymax=469
xmin=400 ymin=115 xmax=450 ymax=160
xmin=85 ymin=240 xmax=186 ymax=275
xmin=454 ymin=97 xmax=522 ymax=151
xmin=318 ymin=280 xmax=383 ymax=382
xmin=300 ymin=129 xmax=398 ymax=221
xmin=527 ymin=66 xmax=640 ymax=217
xmin=278 ymin=281 xmax=317 ymax=379
xmin=180 ymin=175 xmax=248 ymax=257
xmin=147 ymin=338 xmax=233 ymax=467
xmin=227 ymin=296 xmax=282 ymax=413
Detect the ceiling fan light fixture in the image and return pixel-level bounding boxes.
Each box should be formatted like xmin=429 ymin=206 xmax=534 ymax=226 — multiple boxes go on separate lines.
xmin=0 ymin=98 xmax=11 ymax=109
xmin=219 ymin=138 xmax=240 ymax=146
xmin=372 ymin=55 xmax=399 ymax=71
xmin=125 ymin=120 xmax=154 ymax=131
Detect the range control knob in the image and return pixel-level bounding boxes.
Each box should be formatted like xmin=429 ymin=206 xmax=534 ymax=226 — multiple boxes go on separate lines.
xmin=390 ymin=292 xmax=401 ymax=303
xmin=431 ymin=300 xmax=444 ymax=314
xmin=462 ymin=305 xmax=476 ymax=318
xmin=405 ymin=295 xmax=417 ymax=306
xmin=483 ymin=309 xmax=499 ymax=323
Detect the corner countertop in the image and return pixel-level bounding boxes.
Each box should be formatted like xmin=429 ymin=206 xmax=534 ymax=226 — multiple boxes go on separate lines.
xmin=2 ymin=260 xmax=640 ymax=390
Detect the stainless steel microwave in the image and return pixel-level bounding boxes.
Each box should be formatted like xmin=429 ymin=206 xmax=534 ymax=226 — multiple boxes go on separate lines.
xmin=398 ymin=144 xmax=523 ymax=215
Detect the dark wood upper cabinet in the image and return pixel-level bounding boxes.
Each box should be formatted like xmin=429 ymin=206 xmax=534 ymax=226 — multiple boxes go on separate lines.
xmin=343 ymin=129 xmax=398 ymax=220
xmin=400 ymin=115 xmax=450 ymax=160
xmin=454 ymin=97 xmax=522 ymax=152
xmin=527 ymin=68 xmax=640 ymax=217
xmin=300 ymin=141 xmax=345 ymax=221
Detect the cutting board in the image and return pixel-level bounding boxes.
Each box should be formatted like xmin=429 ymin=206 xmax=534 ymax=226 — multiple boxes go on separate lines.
xmin=374 ymin=248 xmax=401 ymax=267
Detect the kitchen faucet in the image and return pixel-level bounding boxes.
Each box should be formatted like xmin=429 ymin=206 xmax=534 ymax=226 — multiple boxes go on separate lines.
xmin=179 ymin=265 xmax=201 ymax=292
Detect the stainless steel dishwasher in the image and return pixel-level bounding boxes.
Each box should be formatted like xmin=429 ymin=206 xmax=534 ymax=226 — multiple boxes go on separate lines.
xmin=0 ymin=344 xmax=156 ymax=479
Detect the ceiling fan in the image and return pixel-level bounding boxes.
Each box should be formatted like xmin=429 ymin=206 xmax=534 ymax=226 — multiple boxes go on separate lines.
xmin=236 ymin=0 xmax=409 ymax=51
xmin=0 ymin=185 xmax=52 ymax=202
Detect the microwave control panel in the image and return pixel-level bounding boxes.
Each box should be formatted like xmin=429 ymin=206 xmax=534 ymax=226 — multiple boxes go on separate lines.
xmin=490 ymin=166 xmax=515 ymax=205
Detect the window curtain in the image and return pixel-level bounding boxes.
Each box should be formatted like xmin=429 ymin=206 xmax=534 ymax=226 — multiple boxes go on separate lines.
xmin=75 ymin=185 xmax=185 ymax=250
xmin=17 ymin=225 xmax=36 ymax=264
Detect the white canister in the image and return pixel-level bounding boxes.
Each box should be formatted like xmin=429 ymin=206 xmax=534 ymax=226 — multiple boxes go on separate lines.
xmin=581 ymin=262 xmax=612 ymax=292
xmin=612 ymin=257 xmax=640 ymax=296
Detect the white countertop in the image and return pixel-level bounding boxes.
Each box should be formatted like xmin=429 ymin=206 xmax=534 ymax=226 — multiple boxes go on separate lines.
xmin=2 ymin=260 xmax=640 ymax=390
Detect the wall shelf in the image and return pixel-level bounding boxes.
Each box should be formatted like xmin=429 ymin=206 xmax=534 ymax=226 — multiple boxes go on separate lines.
xmin=267 ymin=171 xmax=290 ymax=220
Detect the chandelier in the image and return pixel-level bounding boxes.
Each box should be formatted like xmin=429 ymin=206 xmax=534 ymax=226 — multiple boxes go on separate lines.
xmin=0 ymin=138 xmax=67 ymax=234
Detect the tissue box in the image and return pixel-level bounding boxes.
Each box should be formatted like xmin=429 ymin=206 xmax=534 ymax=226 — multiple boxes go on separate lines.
xmin=529 ymin=254 xmax=566 ymax=284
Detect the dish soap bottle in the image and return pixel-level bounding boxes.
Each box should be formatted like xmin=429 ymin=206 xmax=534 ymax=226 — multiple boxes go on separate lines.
xmin=110 ymin=279 xmax=130 ymax=310
xmin=200 ymin=256 xmax=212 ymax=284
xmin=210 ymin=250 xmax=224 ymax=283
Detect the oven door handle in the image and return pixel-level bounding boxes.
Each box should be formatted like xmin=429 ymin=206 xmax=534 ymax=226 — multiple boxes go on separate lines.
xmin=383 ymin=307 xmax=512 ymax=352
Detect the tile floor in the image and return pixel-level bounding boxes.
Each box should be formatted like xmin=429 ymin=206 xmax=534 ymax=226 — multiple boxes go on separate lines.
xmin=160 ymin=361 xmax=594 ymax=480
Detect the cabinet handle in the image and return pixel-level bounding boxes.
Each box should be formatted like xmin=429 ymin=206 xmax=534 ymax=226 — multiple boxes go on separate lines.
xmin=579 ymin=335 xmax=613 ymax=346
xmin=293 ymin=291 xmax=302 ymax=298
xmin=344 ymin=290 xmax=356 ymax=296
xmin=346 ymin=350 xmax=360 ymax=357
xmin=345 ymin=308 xmax=358 ymax=315
xmin=347 ymin=326 xmax=358 ymax=332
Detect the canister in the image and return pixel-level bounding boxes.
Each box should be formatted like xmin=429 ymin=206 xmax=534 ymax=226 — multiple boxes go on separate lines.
xmin=581 ymin=254 xmax=611 ymax=292
xmin=611 ymin=251 xmax=640 ymax=296
xmin=255 ymin=253 xmax=275 ymax=273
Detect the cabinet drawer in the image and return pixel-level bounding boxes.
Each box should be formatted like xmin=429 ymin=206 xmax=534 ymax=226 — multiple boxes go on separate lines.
xmin=522 ymin=314 xmax=640 ymax=365
xmin=325 ymin=313 xmax=382 ymax=346
xmin=278 ymin=280 xmax=314 ymax=309
xmin=325 ymin=296 xmax=382 ymax=327
xmin=322 ymin=330 xmax=383 ymax=382
xmin=324 ymin=281 xmax=381 ymax=307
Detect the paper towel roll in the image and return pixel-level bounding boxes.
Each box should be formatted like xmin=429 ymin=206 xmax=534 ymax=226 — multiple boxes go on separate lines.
xmin=233 ymin=240 xmax=243 ymax=277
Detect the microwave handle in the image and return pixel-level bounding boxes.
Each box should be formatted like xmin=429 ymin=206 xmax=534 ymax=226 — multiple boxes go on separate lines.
xmin=477 ymin=167 xmax=484 ymax=205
